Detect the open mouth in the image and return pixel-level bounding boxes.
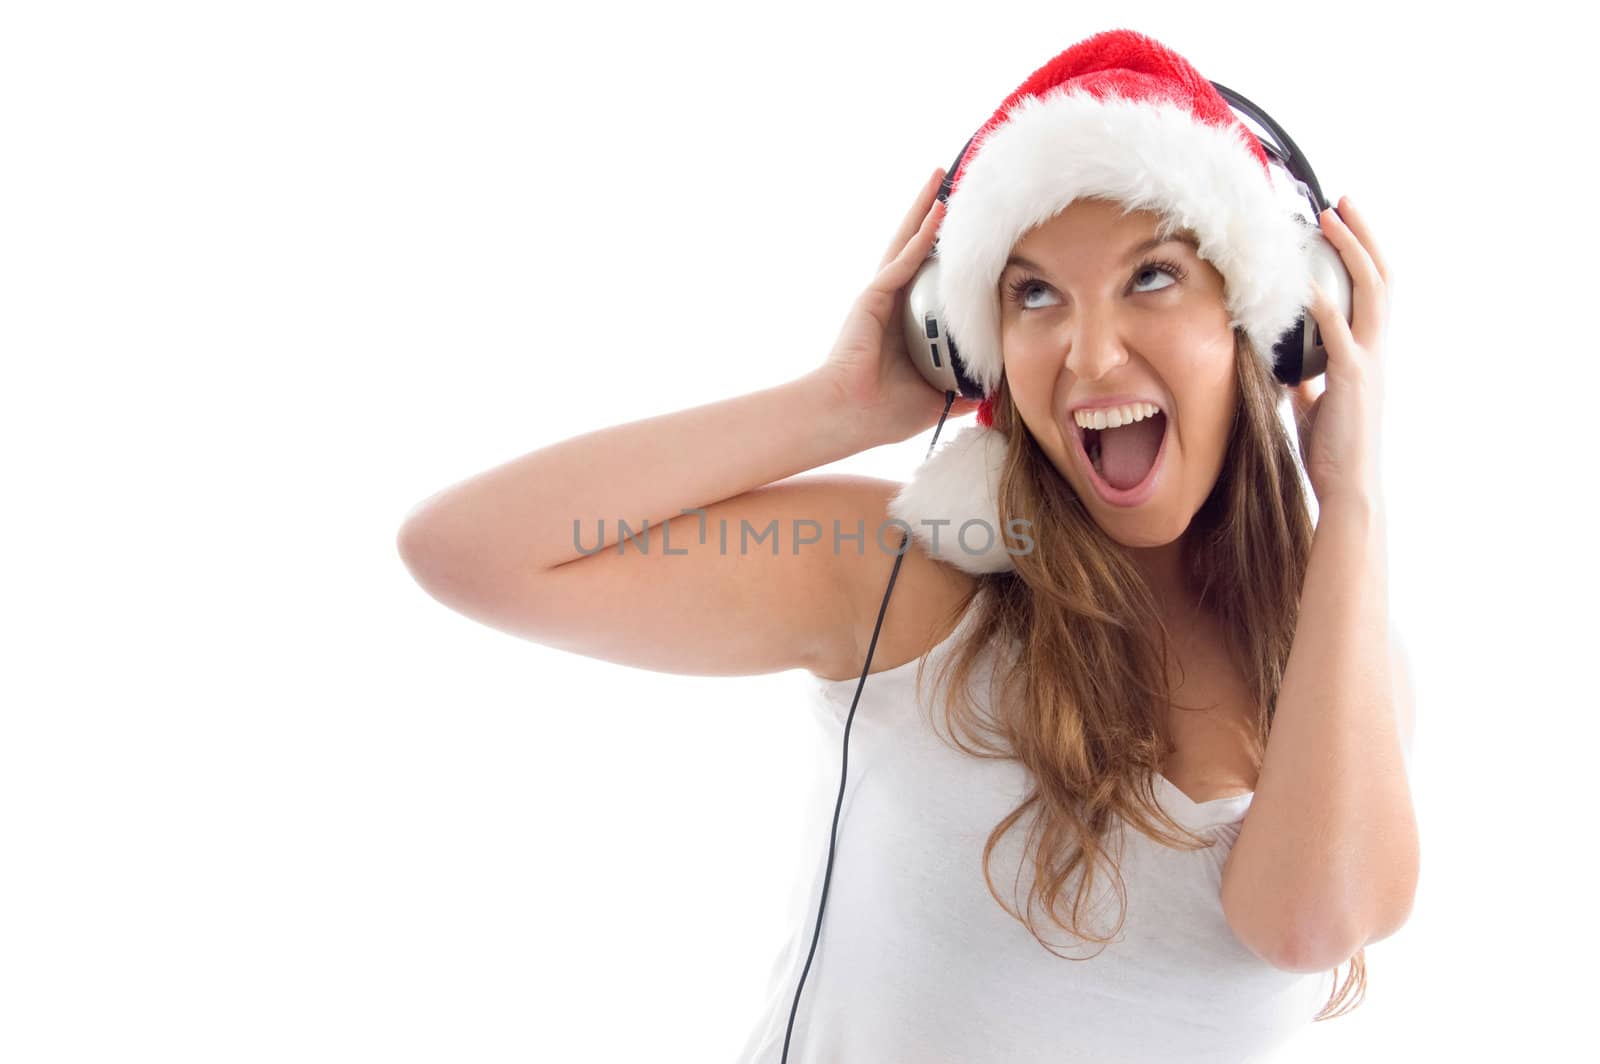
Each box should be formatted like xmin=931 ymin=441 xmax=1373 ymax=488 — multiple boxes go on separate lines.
xmin=1075 ymin=410 xmax=1168 ymax=504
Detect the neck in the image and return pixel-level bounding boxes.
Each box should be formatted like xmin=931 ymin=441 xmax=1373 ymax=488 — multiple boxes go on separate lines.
xmin=1126 ymin=536 xmax=1194 ymax=619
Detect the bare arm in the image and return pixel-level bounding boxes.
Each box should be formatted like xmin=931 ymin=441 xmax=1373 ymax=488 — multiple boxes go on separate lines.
xmin=1219 ymin=502 xmax=1419 ymax=973
xmin=396 ymin=371 xmax=893 ymax=676
xmin=399 ymin=368 xmax=867 ymax=577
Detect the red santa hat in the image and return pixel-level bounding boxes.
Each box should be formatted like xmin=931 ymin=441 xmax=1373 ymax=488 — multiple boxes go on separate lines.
xmin=887 ymin=28 xmax=1319 ymax=575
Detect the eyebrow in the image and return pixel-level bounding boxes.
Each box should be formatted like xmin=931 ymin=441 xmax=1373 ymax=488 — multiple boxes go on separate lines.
xmin=1003 ymin=231 xmax=1200 ymax=275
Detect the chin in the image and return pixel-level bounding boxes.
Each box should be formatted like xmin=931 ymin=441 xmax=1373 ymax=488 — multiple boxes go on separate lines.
xmin=1095 ymin=508 xmax=1192 ymax=548
xmin=1078 ymin=470 xmax=1201 ymax=549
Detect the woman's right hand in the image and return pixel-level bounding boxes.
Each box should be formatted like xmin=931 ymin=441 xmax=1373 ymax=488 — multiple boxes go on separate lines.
xmin=817 ymin=166 xmax=985 ymax=447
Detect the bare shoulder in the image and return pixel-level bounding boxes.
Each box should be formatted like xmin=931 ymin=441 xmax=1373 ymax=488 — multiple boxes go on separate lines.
xmin=806 ymin=473 xmax=981 ymax=683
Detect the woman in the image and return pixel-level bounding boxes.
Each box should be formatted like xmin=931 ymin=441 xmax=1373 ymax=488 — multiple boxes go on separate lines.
xmin=398 ymin=28 xmax=1417 ymax=1063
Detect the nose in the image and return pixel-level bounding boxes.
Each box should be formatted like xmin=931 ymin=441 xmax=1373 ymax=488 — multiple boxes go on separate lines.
xmin=1061 ymin=307 xmax=1130 ymax=382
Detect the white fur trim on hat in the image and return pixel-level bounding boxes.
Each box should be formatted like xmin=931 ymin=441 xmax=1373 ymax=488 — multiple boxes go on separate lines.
xmin=888 ymin=424 xmax=1018 ymax=575
xmin=935 ymin=87 xmax=1318 ymax=395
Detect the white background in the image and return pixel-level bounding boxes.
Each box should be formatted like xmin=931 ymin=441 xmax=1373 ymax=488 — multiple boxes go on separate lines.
xmin=5 ymin=1 xmax=1595 ymax=1060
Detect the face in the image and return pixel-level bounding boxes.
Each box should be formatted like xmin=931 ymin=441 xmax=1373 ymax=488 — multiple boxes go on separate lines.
xmin=998 ymin=197 xmax=1239 ymax=550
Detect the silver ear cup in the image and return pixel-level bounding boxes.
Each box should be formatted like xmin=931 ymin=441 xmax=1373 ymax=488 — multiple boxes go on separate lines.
xmin=1301 ymin=230 xmax=1352 ymax=382
xmin=1271 ymin=228 xmax=1354 ymax=386
xmin=901 ymin=252 xmax=986 ymax=400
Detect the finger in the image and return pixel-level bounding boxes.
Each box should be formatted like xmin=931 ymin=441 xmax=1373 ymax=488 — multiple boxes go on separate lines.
xmin=1330 ymin=196 xmax=1390 ymax=286
xmin=1296 ymin=375 xmax=1326 ymax=405
xmin=870 ymin=197 xmax=945 ymax=295
xmin=879 ymin=167 xmax=946 ymax=268
xmin=1287 ymin=378 xmax=1317 ymax=419
xmin=1307 ymin=278 xmax=1359 ymax=374
xmin=879 ymin=167 xmax=947 ymax=270
xmin=1318 ymin=206 xmax=1381 ymax=292
xmin=1318 ymin=206 xmax=1388 ymax=353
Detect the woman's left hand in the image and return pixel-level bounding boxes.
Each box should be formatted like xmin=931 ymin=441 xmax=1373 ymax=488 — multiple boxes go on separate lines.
xmin=1288 ymin=196 xmax=1391 ymax=515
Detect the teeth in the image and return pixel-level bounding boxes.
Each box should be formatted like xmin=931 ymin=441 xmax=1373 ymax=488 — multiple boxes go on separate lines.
xmin=1074 ymin=402 xmax=1160 ymax=431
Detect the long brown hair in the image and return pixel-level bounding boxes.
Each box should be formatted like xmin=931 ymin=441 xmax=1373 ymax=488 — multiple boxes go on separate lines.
xmin=906 ymin=328 xmax=1365 ymax=1019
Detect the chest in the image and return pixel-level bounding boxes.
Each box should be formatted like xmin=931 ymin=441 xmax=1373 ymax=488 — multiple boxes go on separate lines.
xmin=1159 ymin=620 xmax=1263 ymax=803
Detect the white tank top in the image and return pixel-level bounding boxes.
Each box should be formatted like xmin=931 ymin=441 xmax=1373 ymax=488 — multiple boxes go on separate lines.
xmin=736 ymin=604 xmax=1341 ymax=1063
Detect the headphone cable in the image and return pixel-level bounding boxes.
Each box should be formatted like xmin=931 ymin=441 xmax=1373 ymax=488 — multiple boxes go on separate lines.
xmin=779 ymin=388 xmax=961 ymax=1062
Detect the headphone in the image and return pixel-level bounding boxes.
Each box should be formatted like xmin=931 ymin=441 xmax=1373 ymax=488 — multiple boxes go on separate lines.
xmin=901 ymin=81 xmax=1351 ymax=403
xmin=778 ymin=81 xmax=1350 ymax=1062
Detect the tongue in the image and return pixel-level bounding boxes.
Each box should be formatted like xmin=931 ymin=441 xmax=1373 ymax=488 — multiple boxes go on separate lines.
xmin=1099 ymin=414 xmax=1164 ymax=490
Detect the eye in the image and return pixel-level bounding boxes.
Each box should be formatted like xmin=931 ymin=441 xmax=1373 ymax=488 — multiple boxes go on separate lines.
xmin=1003 ymin=257 xmax=1189 ymax=311
xmin=1004 ymin=275 xmax=1058 ymax=310
xmin=1131 ymin=257 xmax=1187 ymax=292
